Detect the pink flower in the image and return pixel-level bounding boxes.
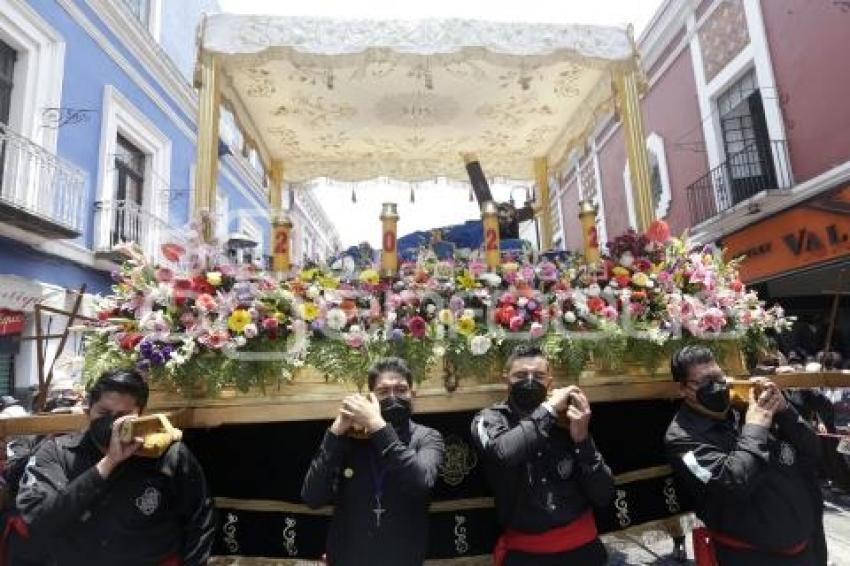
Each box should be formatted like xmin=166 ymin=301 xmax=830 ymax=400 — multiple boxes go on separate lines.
xmin=602 ymin=306 xmax=619 ymax=321
xmin=468 ymin=260 xmax=486 ymax=277
xmin=155 ymin=267 xmax=174 ymax=282
xmin=180 ymin=312 xmax=197 ymax=329
xmin=537 ymin=262 xmax=558 ymax=282
xmin=400 ymin=290 xmax=418 ymax=306
xmin=345 ymin=332 xmax=365 ymax=348
xmin=203 ymin=329 xmax=230 ymax=349
xmin=195 ymin=293 xmax=217 ymax=312
xmin=509 ymin=315 xmax=524 ymax=332
xmin=262 ymin=317 xmax=279 ymax=330
xmin=519 ymin=265 xmax=535 ymax=281
xmin=387 ymin=293 xmax=403 ymax=310
xmin=629 ymin=302 xmax=646 ymax=317
xmin=219 ymin=264 xmax=237 ymax=277
xmin=407 ymin=316 xmax=428 ymax=338
xmin=499 ymin=293 xmax=516 ymax=306
xmin=503 ymin=270 xmax=518 ymax=284
xmin=699 ymin=308 xmax=726 ymax=334
xmin=529 ymin=322 xmax=545 ymax=338
xmin=449 ymin=295 xmax=465 ymax=312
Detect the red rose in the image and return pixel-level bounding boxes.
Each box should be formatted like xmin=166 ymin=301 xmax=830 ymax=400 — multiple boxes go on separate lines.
xmin=634 ymin=259 xmax=653 ymax=273
xmin=119 ymin=332 xmax=143 ymax=351
xmin=730 ymin=279 xmax=744 ymax=292
xmin=161 ymin=243 xmax=185 ymax=262
xmin=191 ymin=275 xmax=215 ymax=296
xmin=172 ymin=278 xmax=192 ymax=306
xmin=646 ymin=220 xmax=671 ymax=243
xmin=495 ymin=305 xmax=516 ymax=326
xmin=97 ymin=310 xmax=113 ymax=322
xmin=407 ymin=316 xmax=428 ymax=338
xmin=615 ymin=274 xmax=630 ymax=288
xmin=587 ymin=297 xmax=606 ymax=314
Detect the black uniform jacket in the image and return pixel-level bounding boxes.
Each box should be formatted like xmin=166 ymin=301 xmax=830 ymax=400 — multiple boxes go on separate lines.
xmin=17 ymin=432 xmax=215 ymax=566
xmin=665 ymin=403 xmax=822 ymax=552
xmin=301 ymin=421 xmax=444 ymax=566
xmin=471 ymin=402 xmax=615 ymax=534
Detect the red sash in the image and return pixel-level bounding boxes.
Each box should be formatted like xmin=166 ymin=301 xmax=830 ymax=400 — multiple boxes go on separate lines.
xmin=693 ymin=527 xmax=809 ymax=566
xmin=0 ymin=515 xmax=29 ymax=566
xmin=492 ymin=509 xmax=598 ymax=566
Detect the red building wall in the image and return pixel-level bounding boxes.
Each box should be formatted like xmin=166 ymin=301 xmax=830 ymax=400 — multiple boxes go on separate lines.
xmin=596 ymin=47 xmax=708 ymax=237
xmin=761 ymin=0 xmax=850 ymax=183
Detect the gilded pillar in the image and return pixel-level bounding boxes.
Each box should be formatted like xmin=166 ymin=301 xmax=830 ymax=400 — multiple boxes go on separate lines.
xmin=533 ymin=157 xmax=554 ymax=250
xmin=193 ymin=50 xmax=221 ymax=243
xmin=613 ymin=42 xmax=654 ymax=232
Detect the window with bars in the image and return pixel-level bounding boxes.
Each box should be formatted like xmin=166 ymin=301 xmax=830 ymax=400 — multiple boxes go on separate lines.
xmin=112 ymin=135 xmax=146 ymax=245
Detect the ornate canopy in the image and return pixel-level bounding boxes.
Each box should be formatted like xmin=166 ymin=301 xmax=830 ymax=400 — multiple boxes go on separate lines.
xmin=199 ymin=16 xmax=637 ymax=183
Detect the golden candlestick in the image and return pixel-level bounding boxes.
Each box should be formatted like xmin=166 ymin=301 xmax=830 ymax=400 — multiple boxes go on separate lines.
xmin=272 ymin=214 xmax=293 ymax=273
xmin=481 ymin=201 xmax=501 ymax=270
xmin=380 ymin=202 xmax=399 ymax=277
xmin=578 ymin=199 xmax=600 ymax=265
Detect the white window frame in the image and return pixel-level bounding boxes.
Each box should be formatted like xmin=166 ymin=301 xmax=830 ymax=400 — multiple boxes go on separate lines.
xmin=95 ymin=85 xmax=171 ymax=255
xmin=0 ymin=0 xmax=64 ymax=155
xmin=238 ymin=212 xmax=263 ymax=266
xmin=622 ymin=132 xmax=672 ymax=228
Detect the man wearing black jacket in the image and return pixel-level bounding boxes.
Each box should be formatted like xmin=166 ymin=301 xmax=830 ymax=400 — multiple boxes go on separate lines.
xmin=301 ymin=357 xmax=444 ymax=566
xmin=471 ymin=344 xmax=614 ymax=566
xmin=16 ymin=369 xmax=215 ymax=565
xmin=665 ymin=346 xmax=825 ymax=565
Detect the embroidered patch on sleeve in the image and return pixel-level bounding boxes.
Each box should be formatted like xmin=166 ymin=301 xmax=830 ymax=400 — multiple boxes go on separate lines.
xmin=682 ymin=450 xmax=712 ymax=484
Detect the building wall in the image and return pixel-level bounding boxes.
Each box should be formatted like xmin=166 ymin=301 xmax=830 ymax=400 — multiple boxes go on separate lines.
xmin=640 ymin=47 xmax=708 ymax=236
xmin=159 ymin=0 xmax=220 ymax=83
xmin=761 ymin=0 xmax=850 ymax=183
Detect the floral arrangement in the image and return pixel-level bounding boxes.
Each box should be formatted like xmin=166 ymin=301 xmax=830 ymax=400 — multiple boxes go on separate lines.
xmin=83 ymin=220 xmax=791 ymax=394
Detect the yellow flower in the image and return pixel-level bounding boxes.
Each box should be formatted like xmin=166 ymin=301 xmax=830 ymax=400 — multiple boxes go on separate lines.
xmin=612 ymin=266 xmax=629 ymax=277
xmin=227 ymin=309 xmax=252 ymax=333
xmin=631 ymin=272 xmax=650 ymax=287
xmin=359 ymin=269 xmax=380 ymax=285
xmin=501 ymin=262 xmax=518 ymax=274
xmin=299 ymin=268 xmax=317 ymax=281
xmin=456 ymin=316 xmax=476 ymax=336
xmin=438 ymin=309 xmax=455 ymax=325
xmin=273 ymin=311 xmax=286 ymax=322
xmin=319 ymin=275 xmax=340 ymax=289
xmin=456 ymin=271 xmax=477 ymax=290
xmin=206 ymin=271 xmax=223 ymax=286
xmin=651 ymin=262 xmax=665 ymax=274
xmin=300 ymin=303 xmax=320 ymax=321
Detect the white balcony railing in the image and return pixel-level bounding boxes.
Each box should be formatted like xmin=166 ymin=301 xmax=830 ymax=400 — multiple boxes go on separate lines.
xmin=0 ymin=123 xmax=86 ymax=236
xmin=93 ymin=199 xmax=182 ymax=263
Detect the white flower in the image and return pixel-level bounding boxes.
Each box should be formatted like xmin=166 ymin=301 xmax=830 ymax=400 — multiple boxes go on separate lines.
xmin=463 ymin=308 xmax=476 ymax=319
xmin=280 ymin=290 xmax=295 ymax=302
xmin=620 ymin=251 xmax=635 ymax=268
xmin=517 ymin=297 xmax=529 ymax=308
xmin=349 ymin=325 xmax=362 ymax=334
xmin=479 ymin=273 xmax=502 ymax=287
xmin=586 ymin=284 xmax=602 ymax=297
xmin=563 ymin=311 xmax=577 ymax=324
xmin=433 ymin=344 xmax=446 ymax=357
xmin=306 ymin=285 xmax=320 ymax=300
xmin=435 ymin=324 xmax=446 ymax=340
xmin=326 ymin=308 xmax=348 ymax=331
xmin=470 ymin=335 xmax=492 ymax=356
xmin=243 ymin=323 xmax=258 ymax=339
xmin=386 ymin=311 xmax=398 ymax=324
xmin=234 ymin=336 xmax=247 ymax=347
xmin=426 ymin=304 xmax=437 ymax=315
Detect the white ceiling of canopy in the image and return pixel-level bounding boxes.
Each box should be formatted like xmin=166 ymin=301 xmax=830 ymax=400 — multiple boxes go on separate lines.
xmin=201 ymin=16 xmax=635 ymax=182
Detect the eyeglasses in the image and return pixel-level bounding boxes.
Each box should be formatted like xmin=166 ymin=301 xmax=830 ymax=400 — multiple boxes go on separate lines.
xmin=373 ymin=384 xmax=411 ymax=398
xmin=509 ymin=371 xmax=548 ymax=382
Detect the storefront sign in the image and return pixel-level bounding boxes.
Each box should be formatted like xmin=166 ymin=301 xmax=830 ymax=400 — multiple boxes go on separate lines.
xmin=0 ymin=309 xmax=25 ymax=336
xmin=0 ymin=274 xmax=43 ymax=312
xmin=723 ymin=185 xmax=850 ymax=282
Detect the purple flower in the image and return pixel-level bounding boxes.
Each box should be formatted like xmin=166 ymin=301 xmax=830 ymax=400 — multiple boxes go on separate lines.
xmin=390 ymin=328 xmax=404 ymax=341
xmin=449 ymin=295 xmax=465 ymax=312
xmin=139 ymin=341 xmax=153 ymax=357
xmin=150 ymin=351 xmax=165 ymax=366
xmin=136 ymin=359 xmax=151 ymax=371
xmin=526 ymin=300 xmax=538 ymax=312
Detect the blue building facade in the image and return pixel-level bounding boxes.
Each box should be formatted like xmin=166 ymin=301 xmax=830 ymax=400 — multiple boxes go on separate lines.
xmin=0 ymin=0 xmax=271 ymax=398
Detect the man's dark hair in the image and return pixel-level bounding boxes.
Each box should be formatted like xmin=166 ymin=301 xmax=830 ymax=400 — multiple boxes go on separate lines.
xmin=504 ymin=343 xmax=548 ymax=374
xmin=671 ymin=346 xmax=716 ymax=383
xmin=87 ymin=368 xmax=149 ymax=411
xmin=367 ymin=357 xmax=413 ymax=390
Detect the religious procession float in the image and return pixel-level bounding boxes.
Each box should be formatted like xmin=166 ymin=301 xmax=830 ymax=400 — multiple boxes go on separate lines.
xmin=4 ymin=14 xmax=848 ymax=564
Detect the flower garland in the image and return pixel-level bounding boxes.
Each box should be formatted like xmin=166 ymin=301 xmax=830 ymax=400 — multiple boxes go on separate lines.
xmin=83 ymin=221 xmax=791 ymax=394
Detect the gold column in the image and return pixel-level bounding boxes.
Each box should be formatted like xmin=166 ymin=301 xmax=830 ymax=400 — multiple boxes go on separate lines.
xmin=613 ymin=50 xmax=654 ymax=232
xmin=578 ymin=200 xmax=601 ymax=265
xmin=481 ymin=201 xmax=501 ymax=270
xmin=533 ymin=157 xmax=554 ymax=250
xmin=380 ymin=203 xmax=399 ymax=277
xmin=193 ymin=50 xmax=221 ymax=243
xmin=268 ymin=160 xmax=292 ymax=273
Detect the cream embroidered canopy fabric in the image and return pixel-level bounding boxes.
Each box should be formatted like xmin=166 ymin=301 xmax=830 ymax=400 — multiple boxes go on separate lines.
xmin=200 ymin=15 xmax=636 ymax=183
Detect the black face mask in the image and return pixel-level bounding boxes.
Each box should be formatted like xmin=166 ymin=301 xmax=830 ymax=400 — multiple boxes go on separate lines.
xmin=88 ymin=414 xmax=117 ymax=450
xmin=696 ymin=380 xmax=730 ymax=414
xmin=380 ymin=397 xmax=412 ymax=429
xmin=509 ymin=379 xmax=547 ymax=413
